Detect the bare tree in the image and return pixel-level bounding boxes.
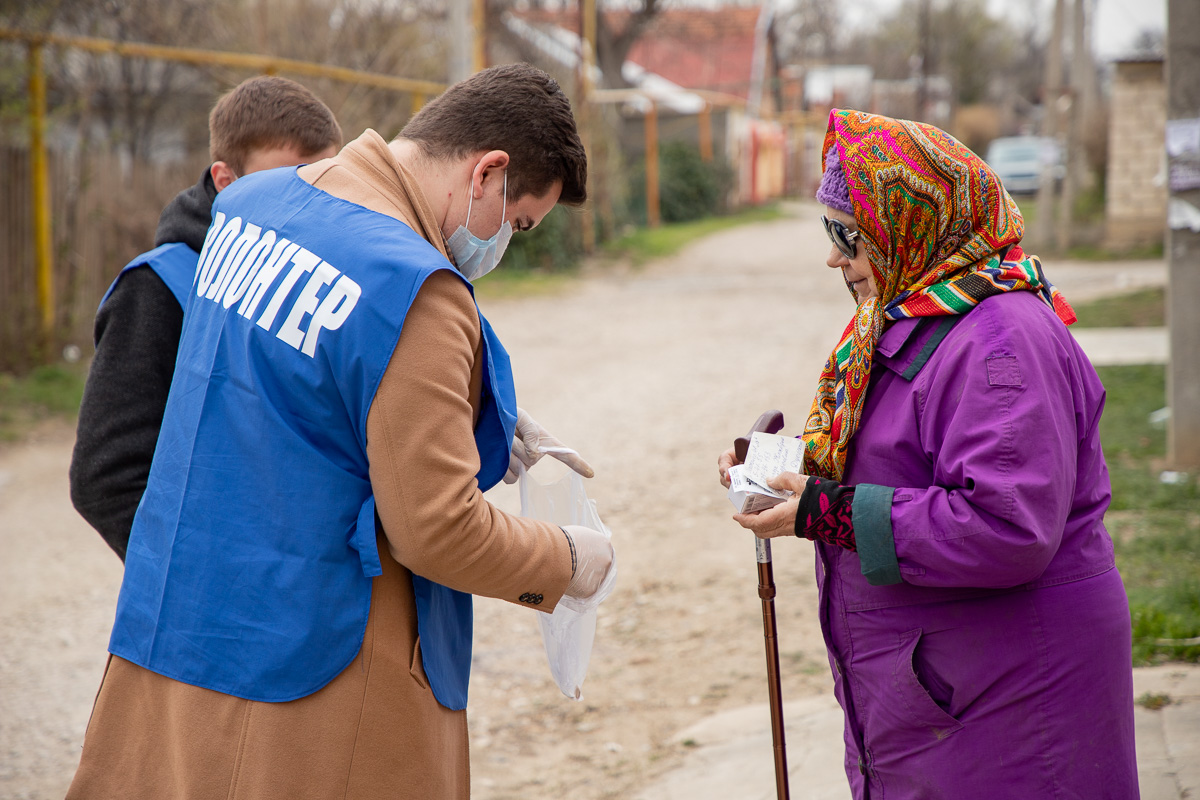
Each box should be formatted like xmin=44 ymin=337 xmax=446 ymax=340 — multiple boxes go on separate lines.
xmin=485 ymin=0 xmax=665 ymax=91
xmin=861 ymin=0 xmax=1039 ymax=108
xmin=593 ymin=0 xmax=663 ymax=89
xmin=776 ymin=0 xmax=841 ymax=65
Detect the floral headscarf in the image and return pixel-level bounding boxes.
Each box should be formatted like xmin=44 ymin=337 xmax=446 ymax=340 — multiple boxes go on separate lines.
xmin=801 ymin=109 xmax=1076 ymax=481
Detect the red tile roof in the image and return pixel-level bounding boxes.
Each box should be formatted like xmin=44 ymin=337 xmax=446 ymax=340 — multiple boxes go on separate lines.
xmin=513 ymin=6 xmax=767 ymax=101
xmin=625 ymin=8 xmax=764 ymax=100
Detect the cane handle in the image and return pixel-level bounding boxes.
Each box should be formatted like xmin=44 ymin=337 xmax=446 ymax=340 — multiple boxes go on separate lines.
xmin=734 ymin=410 xmax=785 ymax=462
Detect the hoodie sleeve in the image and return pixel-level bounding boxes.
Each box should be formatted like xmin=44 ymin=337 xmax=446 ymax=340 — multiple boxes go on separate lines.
xmin=69 ymin=267 xmax=184 ymax=560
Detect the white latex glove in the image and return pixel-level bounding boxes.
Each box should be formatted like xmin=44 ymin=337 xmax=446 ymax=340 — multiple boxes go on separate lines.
xmin=503 ymin=408 xmax=595 ymax=484
xmin=562 ymin=524 xmax=615 ymax=603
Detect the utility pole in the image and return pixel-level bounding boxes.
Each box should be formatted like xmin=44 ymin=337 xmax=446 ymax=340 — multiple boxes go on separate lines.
xmin=578 ymin=0 xmax=597 ymax=250
xmin=1036 ymin=0 xmax=1065 ymax=248
xmin=916 ymin=0 xmax=931 ymax=120
xmin=1056 ymin=0 xmax=1087 ymax=252
xmin=1166 ymin=0 xmax=1200 ymax=470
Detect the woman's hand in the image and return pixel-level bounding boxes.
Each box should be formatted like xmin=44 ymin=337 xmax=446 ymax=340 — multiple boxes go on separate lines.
xmin=717 ymin=445 xmax=741 ymax=488
xmin=732 ymin=471 xmax=808 ymax=538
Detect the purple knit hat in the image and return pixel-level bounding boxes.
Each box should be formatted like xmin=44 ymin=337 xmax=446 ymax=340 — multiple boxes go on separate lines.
xmin=815 ymin=147 xmax=853 ymax=215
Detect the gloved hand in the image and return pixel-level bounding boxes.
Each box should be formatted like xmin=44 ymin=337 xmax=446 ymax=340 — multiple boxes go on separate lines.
xmin=503 ymin=408 xmax=595 ymax=484
xmin=562 ymin=524 xmax=615 ymax=602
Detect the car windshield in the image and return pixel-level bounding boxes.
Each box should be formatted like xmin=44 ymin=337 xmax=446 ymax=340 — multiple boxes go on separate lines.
xmin=989 ymin=140 xmax=1042 ymax=161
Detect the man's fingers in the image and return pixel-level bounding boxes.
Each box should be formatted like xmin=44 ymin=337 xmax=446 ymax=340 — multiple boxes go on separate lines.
xmin=550 ymin=448 xmax=594 ymax=479
xmin=503 ymin=453 xmax=522 ymax=484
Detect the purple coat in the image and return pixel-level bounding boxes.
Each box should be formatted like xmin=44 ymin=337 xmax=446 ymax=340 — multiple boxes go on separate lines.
xmin=818 ymin=290 xmax=1138 ymax=798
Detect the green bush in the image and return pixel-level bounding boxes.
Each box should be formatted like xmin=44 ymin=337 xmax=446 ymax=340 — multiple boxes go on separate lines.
xmin=626 ymin=143 xmax=733 ymax=226
xmin=501 ymin=204 xmax=585 ymax=272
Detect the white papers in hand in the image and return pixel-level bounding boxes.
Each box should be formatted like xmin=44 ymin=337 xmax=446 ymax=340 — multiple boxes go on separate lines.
xmin=727 ymin=432 xmax=804 ymax=513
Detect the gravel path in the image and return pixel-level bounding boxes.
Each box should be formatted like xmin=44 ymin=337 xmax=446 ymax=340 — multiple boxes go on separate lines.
xmin=0 ymin=201 xmax=1172 ymax=799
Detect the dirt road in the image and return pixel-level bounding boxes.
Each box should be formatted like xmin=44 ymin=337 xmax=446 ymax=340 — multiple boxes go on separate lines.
xmin=0 ymin=202 xmax=1168 ymax=799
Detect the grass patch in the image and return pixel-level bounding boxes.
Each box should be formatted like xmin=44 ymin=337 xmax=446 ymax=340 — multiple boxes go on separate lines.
xmin=1094 ymin=363 xmax=1200 ymax=665
xmin=1076 ymin=285 xmax=1199 ymax=665
xmin=603 ymin=204 xmax=785 ymax=266
xmin=1135 ymin=692 xmax=1173 ymax=711
xmin=1066 ymin=240 xmax=1164 ymax=261
xmin=471 ymin=268 xmax=576 ymax=300
xmin=1071 ymin=287 xmax=1164 ymax=329
xmin=0 ymin=361 xmax=88 ymax=443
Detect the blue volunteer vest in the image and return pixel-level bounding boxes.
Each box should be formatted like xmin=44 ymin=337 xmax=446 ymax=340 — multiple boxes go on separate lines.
xmin=109 ymin=168 xmax=517 ymax=710
xmin=100 ymin=241 xmax=198 ymax=310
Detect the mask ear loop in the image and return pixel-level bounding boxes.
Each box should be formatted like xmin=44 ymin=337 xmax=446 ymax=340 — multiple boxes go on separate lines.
xmin=466 ymin=168 xmax=507 ymax=235
xmin=500 ymin=170 xmax=508 ymax=227
xmin=464 ymin=175 xmax=476 ymax=230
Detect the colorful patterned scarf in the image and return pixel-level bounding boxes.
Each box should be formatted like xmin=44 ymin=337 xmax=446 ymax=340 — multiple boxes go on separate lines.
xmin=801 ymin=110 xmax=1077 ymax=481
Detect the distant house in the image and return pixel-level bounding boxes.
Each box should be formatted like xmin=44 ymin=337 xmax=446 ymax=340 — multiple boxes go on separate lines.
xmin=501 ymin=4 xmax=787 ymax=206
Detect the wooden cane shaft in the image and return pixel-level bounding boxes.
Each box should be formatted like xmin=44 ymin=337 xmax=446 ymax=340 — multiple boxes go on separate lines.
xmin=758 ymin=559 xmax=790 ymax=799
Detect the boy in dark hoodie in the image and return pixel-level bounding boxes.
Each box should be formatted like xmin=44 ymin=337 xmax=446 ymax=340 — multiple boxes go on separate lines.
xmin=70 ymin=76 xmax=342 ymax=560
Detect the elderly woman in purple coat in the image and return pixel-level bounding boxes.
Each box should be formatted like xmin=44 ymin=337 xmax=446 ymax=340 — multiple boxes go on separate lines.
xmin=720 ymin=109 xmax=1139 ymax=798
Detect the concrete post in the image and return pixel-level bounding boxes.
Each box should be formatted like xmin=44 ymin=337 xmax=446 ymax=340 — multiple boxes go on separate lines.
xmin=1166 ymin=0 xmax=1200 ymax=469
xmin=447 ymin=0 xmax=472 ymax=83
xmin=1037 ymin=0 xmax=1065 ymax=248
xmin=1056 ymin=0 xmax=1087 ymax=252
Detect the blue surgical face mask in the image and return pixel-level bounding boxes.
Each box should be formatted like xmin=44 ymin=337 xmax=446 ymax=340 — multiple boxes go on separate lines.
xmin=447 ymin=170 xmax=512 ymax=282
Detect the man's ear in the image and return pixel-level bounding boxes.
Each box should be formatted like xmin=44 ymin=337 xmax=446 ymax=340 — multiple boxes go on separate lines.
xmin=210 ymin=161 xmax=237 ymax=192
xmin=470 ymin=150 xmax=510 ymax=198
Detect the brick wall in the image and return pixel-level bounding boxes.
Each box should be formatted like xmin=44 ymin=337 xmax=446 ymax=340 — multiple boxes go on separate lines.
xmin=1105 ymin=59 xmax=1167 ymax=251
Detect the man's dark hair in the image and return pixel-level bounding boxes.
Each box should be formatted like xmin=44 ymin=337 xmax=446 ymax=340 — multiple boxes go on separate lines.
xmin=399 ymin=63 xmax=587 ymax=206
xmin=209 ymin=76 xmax=343 ymax=174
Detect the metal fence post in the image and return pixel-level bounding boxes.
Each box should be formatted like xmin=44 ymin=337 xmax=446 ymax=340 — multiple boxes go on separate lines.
xmin=28 ymin=37 xmax=54 ymax=355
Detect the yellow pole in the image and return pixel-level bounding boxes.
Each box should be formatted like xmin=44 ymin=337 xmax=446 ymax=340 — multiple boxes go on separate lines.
xmin=582 ymin=0 xmax=596 ymax=64
xmin=0 ymin=27 xmax=447 ymax=96
xmin=698 ymin=102 xmax=713 ymax=162
xmin=28 ymin=39 xmax=54 ymax=350
xmin=410 ymin=92 xmax=425 ymax=118
xmin=645 ymin=102 xmax=660 ymax=228
xmin=473 ymin=0 xmax=486 ymax=72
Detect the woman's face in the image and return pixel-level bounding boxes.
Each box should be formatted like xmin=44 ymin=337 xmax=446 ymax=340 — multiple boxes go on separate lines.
xmin=823 ymin=207 xmax=878 ymax=303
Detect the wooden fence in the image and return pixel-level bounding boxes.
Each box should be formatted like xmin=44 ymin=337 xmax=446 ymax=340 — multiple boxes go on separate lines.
xmin=1 ymin=145 xmax=201 ymax=372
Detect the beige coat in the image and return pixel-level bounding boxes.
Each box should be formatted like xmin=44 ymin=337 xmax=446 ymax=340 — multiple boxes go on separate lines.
xmin=67 ymin=130 xmax=574 ymax=800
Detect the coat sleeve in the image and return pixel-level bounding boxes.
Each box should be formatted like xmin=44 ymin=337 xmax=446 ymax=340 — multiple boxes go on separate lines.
xmin=69 ymin=266 xmax=184 ymax=560
xmin=365 ymin=269 xmax=574 ymax=611
xmin=854 ymin=303 xmax=1089 ymax=589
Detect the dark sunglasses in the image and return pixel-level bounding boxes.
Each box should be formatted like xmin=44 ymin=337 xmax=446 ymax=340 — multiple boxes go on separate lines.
xmin=820 ymin=214 xmax=859 ymax=260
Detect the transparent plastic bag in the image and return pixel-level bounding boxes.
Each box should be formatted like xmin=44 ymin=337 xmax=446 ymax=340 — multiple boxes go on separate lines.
xmin=517 ymin=460 xmax=617 ymax=700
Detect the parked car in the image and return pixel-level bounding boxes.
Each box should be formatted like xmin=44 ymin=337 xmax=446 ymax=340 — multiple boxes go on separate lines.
xmin=984 ymin=135 xmax=1064 ymax=195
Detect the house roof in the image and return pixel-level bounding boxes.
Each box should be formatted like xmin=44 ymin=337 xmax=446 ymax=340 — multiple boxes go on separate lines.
xmin=509 ymin=5 xmax=768 ymax=103
xmin=623 ymin=7 xmax=766 ymax=101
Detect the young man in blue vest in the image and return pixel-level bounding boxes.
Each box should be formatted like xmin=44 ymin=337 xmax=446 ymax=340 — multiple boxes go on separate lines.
xmin=69 ymin=75 xmax=343 ymax=560
xmin=67 ymin=63 xmax=615 ymax=799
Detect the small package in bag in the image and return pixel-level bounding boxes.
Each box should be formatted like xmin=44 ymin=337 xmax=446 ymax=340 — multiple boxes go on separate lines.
xmin=517 ymin=461 xmax=617 ymax=700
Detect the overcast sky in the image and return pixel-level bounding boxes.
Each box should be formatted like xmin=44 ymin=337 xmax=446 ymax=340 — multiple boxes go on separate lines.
xmin=1091 ymin=0 xmax=1166 ymax=57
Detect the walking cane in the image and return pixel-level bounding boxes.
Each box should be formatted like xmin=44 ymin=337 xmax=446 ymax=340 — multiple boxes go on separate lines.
xmin=734 ymin=410 xmax=790 ymax=800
